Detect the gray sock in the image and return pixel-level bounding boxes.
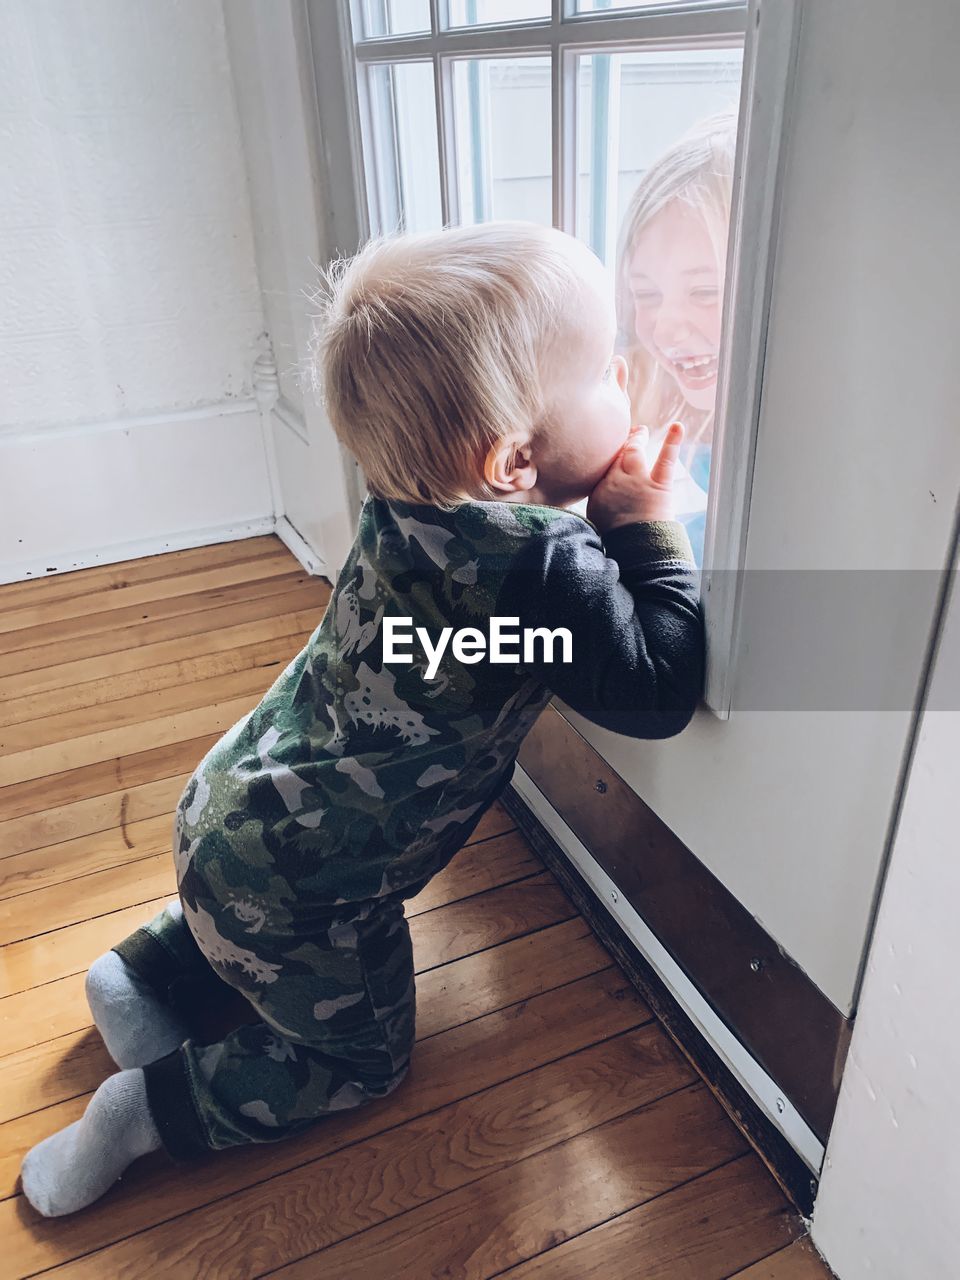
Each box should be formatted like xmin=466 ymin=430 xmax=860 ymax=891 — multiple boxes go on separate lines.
xmin=20 ymin=1068 xmax=162 ymax=1217
xmin=85 ymin=949 xmax=187 ymax=1069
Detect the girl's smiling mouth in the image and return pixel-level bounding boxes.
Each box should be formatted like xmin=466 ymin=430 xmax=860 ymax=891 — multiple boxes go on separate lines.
xmin=664 ymin=351 xmax=719 ymax=388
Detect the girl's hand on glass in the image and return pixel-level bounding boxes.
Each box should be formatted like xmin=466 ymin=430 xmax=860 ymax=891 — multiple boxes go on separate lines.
xmin=586 ymin=421 xmax=684 ymax=533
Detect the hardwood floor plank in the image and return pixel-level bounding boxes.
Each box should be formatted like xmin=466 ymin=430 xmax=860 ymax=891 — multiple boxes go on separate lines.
xmin=18 ymin=1026 xmax=691 ymax=1279
xmin=0 ymin=775 xmax=189 ymax=860
xmin=0 ymin=971 xmax=87 ymax=1058
xmin=1 ymin=813 xmax=526 ymax=908
xmin=1 ymin=554 xmax=302 ymax=638
xmin=0 ymin=802 xmax=515 ymax=996
xmin=0 ymin=736 xmax=220 ymax=823
xmin=727 ymin=1238 xmax=834 ymax=1279
xmin=0 ymin=815 xmax=172 ymax=899
xmin=0 ymin=819 xmax=535 ymax=952
xmin=0 ymin=896 xmax=174 ymax=997
xmin=0 ymin=693 xmax=261 ymax=789
xmin=0 ymin=537 xmax=285 ymax=612
xmin=389 ymin=916 xmax=608 ymax=1041
xmin=461 ymin=801 xmax=515 ymax=844
xmin=1 ymin=861 xmax=566 ymax=959
xmin=0 ymin=615 xmax=320 ymax=728
xmin=0 ymin=831 xmax=545 ymax=1051
xmin=499 ymin=1156 xmax=804 ymax=1280
xmin=0 ymin=587 xmax=325 ymax=699
xmin=4 ymin=971 xmax=647 ymax=1265
xmin=408 ymin=873 xmax=575 ymax=971
xmin=269 ymin=1084 xmax=747 ymax=1280
xmin=0 ymin=573 xmax=316 ymax=679
xmin=404 ymin=831 xmax=541 ymax=916
xmin=0 ymin=1097 xmax=87 ymax=1201
xmin=0 ymin=661 xmax=293 ymax=758
xmin=0 ymin=1026 xmax=107 ymax=1125
xmin=3 ymin=562 xmax=306 ymax=656
xmin=0 ymin=919 xmax=606 ymax=1200
xmin=0 ymin=853 xmax=175 ymax=944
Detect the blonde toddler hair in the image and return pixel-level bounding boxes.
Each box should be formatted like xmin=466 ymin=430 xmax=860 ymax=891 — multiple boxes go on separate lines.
xmin=309 ymin=222 xmax=589 ymax=510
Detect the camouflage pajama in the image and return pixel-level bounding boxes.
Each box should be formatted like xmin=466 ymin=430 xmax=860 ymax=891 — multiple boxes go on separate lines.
xmin=109 ymin=494 xmax=700 ymax=1159
xmin=114 ymin=892 xmax=415 ymax=1158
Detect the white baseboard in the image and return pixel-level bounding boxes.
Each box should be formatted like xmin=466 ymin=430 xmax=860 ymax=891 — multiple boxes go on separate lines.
xmin=1 ymin=514 xmax=330 ymax=587
xmin=273 ymin=515 xmax=328 ymax=580
xmin=0 ymin=399 xmax=330 ymax=586
xmin=512 ymin=762 xmax=826 ymax=1177
xmin=1 ymin=517 xmax=277 ymax=586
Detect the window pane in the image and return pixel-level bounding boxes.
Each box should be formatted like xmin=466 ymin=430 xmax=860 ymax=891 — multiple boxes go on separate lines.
xmin=447 ymin=0 xmax=551 ymax=26
xmin=362 ymin=62 xmax=442 ymax=233
xmin=357 ymin=0 xmax=431 ymax=40
xmin=574 ymin=0 xmax=712 ymax=11
xmin=576 ymin=46 xmax=743 ymax=567
xmin=452 ymin=57 xmax=552 ymax=225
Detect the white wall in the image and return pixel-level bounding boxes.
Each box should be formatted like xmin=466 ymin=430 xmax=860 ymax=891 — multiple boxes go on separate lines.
xmin=564 ymin=0 xmax=960 ymax=1015
xmin=0 ymin=0 xmax=274 ymax=581
xmin=222 ymin=0 xmax=362 ymax=582
xmin=811 ymin=545 xmax=960 ymax=1279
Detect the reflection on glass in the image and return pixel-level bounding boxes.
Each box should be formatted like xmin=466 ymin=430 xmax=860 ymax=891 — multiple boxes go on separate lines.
xmin=363 ymin=62 xmax=442 ymax=233
xmin=452 ymin=57 xmax=552 ymax=226
xmin=577 ymin=47 xmax=743 ymax=566
xmin=358 ymin=0 xmax=431 ymax=39
xmin=448 ymin=0 xmax=551 ymax=25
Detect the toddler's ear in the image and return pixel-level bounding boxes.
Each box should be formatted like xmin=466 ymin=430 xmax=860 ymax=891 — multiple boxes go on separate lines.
xmin=483 ymin=434 xmax=537 ymax=495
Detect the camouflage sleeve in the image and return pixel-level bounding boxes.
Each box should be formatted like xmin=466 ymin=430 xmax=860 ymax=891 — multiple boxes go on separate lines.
xmin=494 ymin=514 xmax=705 ymax=739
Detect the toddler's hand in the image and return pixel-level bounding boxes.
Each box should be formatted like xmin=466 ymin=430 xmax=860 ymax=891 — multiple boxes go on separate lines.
xmin=586 ymin=421 xmax=685 ymax=534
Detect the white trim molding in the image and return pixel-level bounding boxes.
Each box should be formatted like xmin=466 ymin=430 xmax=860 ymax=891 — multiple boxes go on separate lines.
xmin=1 ymin=517 xmax=278 ymax=588
xmin=0 ymin=384 xmax=329 ymax=586
xmin=513 ymin=761 xmax=827 ymax=1176
xmin=253 ymin=345 xmax=285 ymax=522
xmin=701 ymin=0 xmax=802 ymax=717
xmin=272 ymin=397 xmax=312 ymax=447
xmin=273 ymin=514 xmax=328 ymax=579
xmin=0 ymin=398 xmax=259 ymax=445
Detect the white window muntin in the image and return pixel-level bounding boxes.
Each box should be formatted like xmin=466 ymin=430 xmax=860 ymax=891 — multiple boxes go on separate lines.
xmin=352 ymin=0 xmax=747 ymax=226
xmin=354 ymin=0 xmax=747 ymax=46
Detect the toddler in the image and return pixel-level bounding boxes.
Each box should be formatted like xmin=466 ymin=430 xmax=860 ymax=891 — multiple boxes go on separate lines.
xmin=21 ymin=222 xmax=704 ymax=1217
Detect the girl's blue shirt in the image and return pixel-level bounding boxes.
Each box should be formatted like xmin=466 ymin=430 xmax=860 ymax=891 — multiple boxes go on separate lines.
xmin=680 ymin=443 xmax=711 ymax=568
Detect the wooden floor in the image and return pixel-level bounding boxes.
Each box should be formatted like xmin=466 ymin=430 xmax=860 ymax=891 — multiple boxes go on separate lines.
xmin=0 ymin=534 xmax=832 ymax=1279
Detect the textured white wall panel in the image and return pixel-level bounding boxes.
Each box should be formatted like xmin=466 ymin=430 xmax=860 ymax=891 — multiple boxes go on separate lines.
xmin=1 ymin=406 xmax=274 ymax=582
xmin=812 ymin=560 xmax=960 ymax=1279
xmin=222 ymin=0 xmax=360 ymax=576
xmin=0 ymin=0 xmax=283 ymax=581
xmin=0 ymin=0 xmax=265 ymax=431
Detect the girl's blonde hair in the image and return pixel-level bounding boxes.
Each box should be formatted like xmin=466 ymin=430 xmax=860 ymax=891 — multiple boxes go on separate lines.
xmin=309 ymin=222 xmax=588 ymax=511
xmin=615 ymin=106 xmax=738 ymax=466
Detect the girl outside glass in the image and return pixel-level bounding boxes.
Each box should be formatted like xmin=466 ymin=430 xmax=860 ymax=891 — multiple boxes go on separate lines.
xmin=616 ymin=107 xmax=737 ymax=566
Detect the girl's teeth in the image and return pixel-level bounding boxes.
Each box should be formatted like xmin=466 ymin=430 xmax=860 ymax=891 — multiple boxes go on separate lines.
xmin=672 ymin=354 xmax=718 ymax=381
